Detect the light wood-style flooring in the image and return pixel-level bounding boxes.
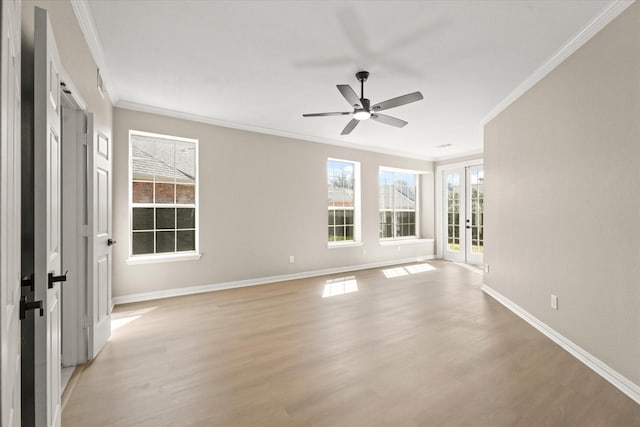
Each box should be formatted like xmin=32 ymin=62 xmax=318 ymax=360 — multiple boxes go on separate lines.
xmin=62 ymin=261 xmax=640 ymax=426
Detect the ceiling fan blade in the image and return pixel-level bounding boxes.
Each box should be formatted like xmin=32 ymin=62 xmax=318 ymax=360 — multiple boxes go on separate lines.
xmin=337 ymin=85 xmax=362 ymax=108
xmin=371 ymin=113 xmax=408 ymax=128
xmin=303 ymin=112 xmax=352 ymax=117
xmin=341 ymin=119 xmax=359 ymax=135
xmin=372 ymin=91 xmax=423 ymax=112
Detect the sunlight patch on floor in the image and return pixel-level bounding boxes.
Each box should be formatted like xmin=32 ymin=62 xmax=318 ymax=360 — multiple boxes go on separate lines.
xmin=383 ymin=263 xmax=436 ymax=278
xmin=322 ymin=276 xmax=358 ymax=298
xmin=111 ymin=306 xmax=158 ymax=333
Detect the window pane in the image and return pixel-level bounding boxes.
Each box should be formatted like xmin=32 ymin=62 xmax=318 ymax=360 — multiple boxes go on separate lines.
xmin=132 ymin=208 xmax=154 ymax=230
xmin=379 ymin=171 xmax=393 ymax=210
xmin=153 ymin=140 xmax=175 ymax=182
xmin=132 ymin=181 xmax=153 ymax=203
xmin=335 ymin=210 xmax=345 ymax=226
xmin=345 ymin=226 xmax=354 ymax=241
xmin=177 ymin=230 xmax=195 ymax=251
xmin=328 ymin=160 xmax=354 ymax=208
xmin=175 ymin=141 xmax=196 ymax=184
xmin=132 ymin=231 xmax=154 ymax=255
xmin=328 ymin=210 xmax=335 ymax=227
xmin=177 ymin=208 xmax=195 ymax=229
xmin=155 ymin=182 xmax=174 ymax=204
xmin=344 ymin=209 xmax=354 ymax=226
xmin=156 ymin=231 xmax=175 ymax=253
xmin=328 ymin=226 xmax=335 ymax=241
xmin=334 ymin=226 xmax=345 ymax=241
xmin=131 ymin=137 xmax=156 ymax=181
xmin=156 ymin=208 xmax=175 ymax=229
xmin=176 ymin=184 xmax=195 ymax=204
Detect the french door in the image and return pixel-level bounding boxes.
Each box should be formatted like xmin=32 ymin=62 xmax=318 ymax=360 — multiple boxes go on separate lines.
xmin=443 ymin=165 xmax=484 ymax=265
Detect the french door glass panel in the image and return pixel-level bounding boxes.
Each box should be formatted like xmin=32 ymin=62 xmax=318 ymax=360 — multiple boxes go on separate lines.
xmin=443 ymin=165 xmax=484 ymax=265
xmin=465 ymin=166 xmax=484 ymax=265
xmin=444 ymin=169 xmax=465 ymax=262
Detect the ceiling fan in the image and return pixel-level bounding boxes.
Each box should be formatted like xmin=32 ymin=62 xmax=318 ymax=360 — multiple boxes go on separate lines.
xmin=302 ymin=71 xmax=423 ymax=135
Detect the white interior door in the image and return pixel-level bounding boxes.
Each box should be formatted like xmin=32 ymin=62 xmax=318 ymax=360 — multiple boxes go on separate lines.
xmin=88 ymin=115 xmax=112 ymax=358
xmin=34 ymin=7 xmax=62 ymax=427
xmin=1 ymin=1 xmax=22 ymax=425
xmin=465 ymin=166 xmax=484 ymax=265
xmin=443 ymin=168 xmax=465 ymax=262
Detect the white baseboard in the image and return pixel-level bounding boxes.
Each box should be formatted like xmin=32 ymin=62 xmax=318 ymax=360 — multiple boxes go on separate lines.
xmin=113 ymin=255 xmax=435 ymax=305
xmin=481 ymin=284 xmax=640 ymax=405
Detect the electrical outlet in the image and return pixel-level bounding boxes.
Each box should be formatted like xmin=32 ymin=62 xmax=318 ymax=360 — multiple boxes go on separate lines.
xmin=551 ymin=294 xmax=558 ymax=310
xmin=484 ymin=264 xmax=490 ymax=273
xmin=289 ymin=255 xmax=295 ymax=264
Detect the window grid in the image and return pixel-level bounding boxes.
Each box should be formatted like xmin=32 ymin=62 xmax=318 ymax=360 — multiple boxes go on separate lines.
xmin=328 ymin=159 xmax=357 ymax=243
xmin=379 ymin=170 xmax=418 ymax=240
xmin=447 ymin=173 xmax=461 ymax=251
xmin=469 ymin=169 xmax=484 ymax=254
xmin=130 ymin=132 xmax=197 ymax=256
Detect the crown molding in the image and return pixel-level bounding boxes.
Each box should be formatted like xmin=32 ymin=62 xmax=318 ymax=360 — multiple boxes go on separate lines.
xmin=482 ymin=0 xmax=635 ymax=126
xmin=70 ymin=0 xmax=119 ymax=104
xmin=431 ymin=148 xmax=484 ymax=163
xmin=115 ymin=99 xmax=439 ymax=161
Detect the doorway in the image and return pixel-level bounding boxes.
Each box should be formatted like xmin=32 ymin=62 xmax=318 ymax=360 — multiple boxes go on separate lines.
xmin=60 ymin=91 xmax=90 ymax=387
xmin=441 ymin=164 xmax=484 ymax=265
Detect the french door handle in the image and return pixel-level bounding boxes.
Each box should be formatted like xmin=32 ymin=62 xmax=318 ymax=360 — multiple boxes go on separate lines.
xmin=20 ymin=296 xmax=44 ymax=320
xmin=48 ymin=271 xmax=68 ymax=289
xmin=107 ymin=238 xmax=117 ymax=246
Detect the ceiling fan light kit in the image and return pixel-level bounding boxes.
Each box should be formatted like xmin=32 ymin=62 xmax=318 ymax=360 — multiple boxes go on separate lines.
xmin=303 ymin=71 xmax=423 ymax=135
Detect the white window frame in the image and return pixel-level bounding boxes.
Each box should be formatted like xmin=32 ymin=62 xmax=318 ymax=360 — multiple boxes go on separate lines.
xmin=327 ymin=157 xmax=362 ymax=248
xmin=379 ymin=166 xmax=420 ymax=242
xmin=126 ymin=130 xmax=201 ymax=264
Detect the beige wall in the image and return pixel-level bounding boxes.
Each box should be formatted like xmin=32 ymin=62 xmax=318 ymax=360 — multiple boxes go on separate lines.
xmin=484 ymin=3 xmax=640 ymax=386
xmin=22 ymin=1 xmax=112 ymax=142
xmin=113 ymin=108 xmax=435 ymax=298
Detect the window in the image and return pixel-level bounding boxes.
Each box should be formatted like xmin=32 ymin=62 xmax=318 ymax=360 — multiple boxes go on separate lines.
xmin=129 ymin=131 xmax=198 ymax=257
xmin=328 ymin=159 xmax=360 ymax=244
xmin=379 ymin=169 xmax=418 ymax=239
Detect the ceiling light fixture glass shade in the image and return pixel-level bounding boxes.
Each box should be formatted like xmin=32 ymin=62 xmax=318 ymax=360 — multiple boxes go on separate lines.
xmin=353 ymin=110 xmax=371 ymax=120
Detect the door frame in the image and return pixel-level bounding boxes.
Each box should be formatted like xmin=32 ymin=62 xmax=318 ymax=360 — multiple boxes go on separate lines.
xmin=435 ymin=159 xmax=484 ymax=261
xmin=60 ymin=75 xmax=90 ymax=368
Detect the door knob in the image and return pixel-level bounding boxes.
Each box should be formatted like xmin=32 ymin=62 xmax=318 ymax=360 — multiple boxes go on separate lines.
xmin=20 ymin=296 xmax=44 ymax=320
xmin=107 ymin=238 xmax=117 ymax=246
xmin=48 ymin=271 xmax=68 ymax=289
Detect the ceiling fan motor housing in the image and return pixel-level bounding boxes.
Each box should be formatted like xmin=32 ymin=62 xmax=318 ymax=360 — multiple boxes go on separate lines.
xmin=355 ymin=71 xmax=369 ymax=82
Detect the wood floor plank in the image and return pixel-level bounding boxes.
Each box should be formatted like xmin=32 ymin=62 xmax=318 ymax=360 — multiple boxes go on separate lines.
xmin=62 ymin=261 xmax=640 ymax=426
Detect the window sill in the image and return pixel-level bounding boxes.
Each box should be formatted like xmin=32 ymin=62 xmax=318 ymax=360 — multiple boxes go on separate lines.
xmin=379 ymin=238 xmax=434 ymax=247
xmin=126 ymin=252 xmax=202 ymax=265
xmin=327 ymin=241 xmax=364 ymax=249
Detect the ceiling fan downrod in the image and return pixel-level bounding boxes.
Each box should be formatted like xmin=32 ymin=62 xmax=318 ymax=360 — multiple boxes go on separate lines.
xmin=355 ymin=70 xmax=369 ymax=102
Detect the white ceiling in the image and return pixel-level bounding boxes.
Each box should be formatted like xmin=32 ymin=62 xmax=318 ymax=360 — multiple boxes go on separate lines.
xmin=85 ymin=0 xmax=615 ymax=160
